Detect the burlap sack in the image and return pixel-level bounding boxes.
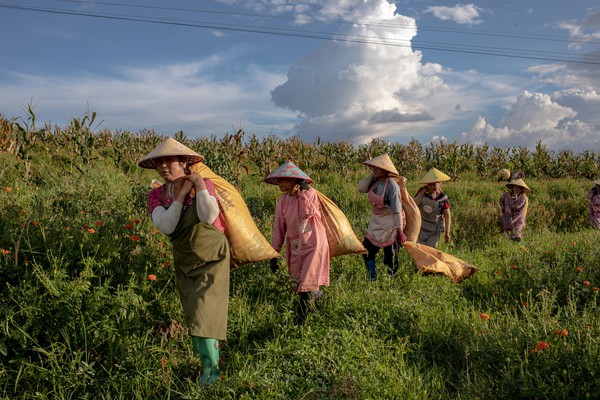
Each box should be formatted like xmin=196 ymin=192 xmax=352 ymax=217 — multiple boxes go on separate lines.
xmin=403 ymin=241 xmax=478 ymax=283
xmin=315 ymin=189 xmax=367 ymax=257
xmin=393 ymin=177 xmax=421 ymax=242
xmin=191 ymin=162 xmax=279 ymax=268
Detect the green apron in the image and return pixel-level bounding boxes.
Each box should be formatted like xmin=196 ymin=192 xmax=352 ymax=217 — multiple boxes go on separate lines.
xmin=168 ymin=199 xmax=230 ymax=340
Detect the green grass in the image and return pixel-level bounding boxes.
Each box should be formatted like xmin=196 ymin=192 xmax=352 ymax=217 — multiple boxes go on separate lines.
xmin=1 ymin=129 xmax=599 ymax=399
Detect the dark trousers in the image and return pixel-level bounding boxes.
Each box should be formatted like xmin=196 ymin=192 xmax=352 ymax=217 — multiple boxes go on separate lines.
xmin=362 ymin=237 xmax=399 ymax=278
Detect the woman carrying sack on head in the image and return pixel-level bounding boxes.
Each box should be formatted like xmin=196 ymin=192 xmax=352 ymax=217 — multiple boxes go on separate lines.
xmin=586 ymin=179 xmax=600 ymax=230
xmin=357 ymin=153 xmax=406 ymax=281
xmin=265 ymin=161 xmax=330 ymax=324
xmin=139 ymin=138 xmax=229 ymax=384
xmin=414 ymin=167 xmax=451 ymax=248
xmin=500 ymin=172 xmax=530 ymax=241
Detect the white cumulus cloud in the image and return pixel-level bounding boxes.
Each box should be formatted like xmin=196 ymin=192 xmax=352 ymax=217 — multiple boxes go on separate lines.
xmin=423 ymin=3 xmax=483 ymax=25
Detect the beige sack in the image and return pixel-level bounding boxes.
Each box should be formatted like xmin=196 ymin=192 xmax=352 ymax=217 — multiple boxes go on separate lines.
xmin=393 ymin=177 xmax=421 ymax=242
xmin=315 ymin=189 xmax=367 ymax=257
xmin=403 ymin=241 xmax=478 ymax=283
xmin=191 ymin=162 xmax=279 ymax=268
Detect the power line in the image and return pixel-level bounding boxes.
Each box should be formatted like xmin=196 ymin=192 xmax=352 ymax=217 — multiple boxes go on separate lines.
xmin=50 ymin=0 xmax=600 ymax=46
xmin=1 ymin=2 xmax=599 ymax=65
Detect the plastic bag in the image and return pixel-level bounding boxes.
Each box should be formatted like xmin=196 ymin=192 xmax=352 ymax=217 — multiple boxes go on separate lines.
xmin=191 ymin=162 xmax=279 ymax=268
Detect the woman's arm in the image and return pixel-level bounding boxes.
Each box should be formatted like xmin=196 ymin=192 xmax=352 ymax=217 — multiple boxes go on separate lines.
xmin=443 ymin=208 xmax=451 ymax=242
xmin=152 ymin=202 xmax=183 ymax=235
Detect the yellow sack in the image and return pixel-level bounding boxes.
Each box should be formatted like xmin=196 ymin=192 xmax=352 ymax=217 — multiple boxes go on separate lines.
xmin=191 ymin=162 xmax=279 ymax=268
xmin=402 ymin=241 xmax=478 ymax=283
xmin=315 ymin=189 xmax=367 ymax=257
xmin=393 ymin=177 xmax=421 ymax=242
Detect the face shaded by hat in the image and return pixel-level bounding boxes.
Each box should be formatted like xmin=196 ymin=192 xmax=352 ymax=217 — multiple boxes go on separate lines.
xmin=593 ymin=179 xmax=600 ymax=186
xmin=506 ymin=178 xmax=530 ymax=193
xmin=419 ymin=167 xmax=450 ymax=184
xmin=264 ymin=160 xmax=313 ymax=185
xmin=362 ymin=153 xmax=399 ymax=177
xmin=138 ymin=137 xmax=204 ymax=169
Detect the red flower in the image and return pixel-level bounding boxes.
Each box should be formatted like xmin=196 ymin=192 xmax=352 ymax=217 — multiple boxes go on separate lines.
xmin=1 ymin=249 xmax=10 ymax=256
xmin=4 ymin=187 xmax=11 ymax=192
xmin=161 ymin=356 xmax=167 ymax=367
xmin=536 ymin=341 xmax=549 ymax=351
xmin=87 ymin=228 xmax=95 ymax=234
xmin=148 ymin=274 xmax=157 ymax=281
xmin=124 ymin=224 xmax=133 ymax=229
xmin=151 ymin=229 xmax=159 ymax=234
xmin=576 ymin=267 xmax=583 ymax=272
xmin=510 ymin=265 xmax=519 ymax=270
xmin=593 ymin=287 xmax=599 ymax=292
xmin=161 ymin=262 xmax=170 ymax=267
xmin=583 ymin=281 xmax=592 ymax=286
xmin=130 ymin=235 xmax=140 ymax=242
xmin=555 ymin=329 xmax=568 ymax=337
xmin=131 ymin=219 xmax=141 ymax=224
xmin=480 ymin=313 xmax=490 ymax=320
xmin=94 ymin=221 xmax=103 ymax=226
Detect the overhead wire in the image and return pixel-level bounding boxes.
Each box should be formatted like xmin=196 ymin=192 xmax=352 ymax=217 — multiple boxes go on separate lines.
xmin=1 ymin=2 xmax=599 ymax=65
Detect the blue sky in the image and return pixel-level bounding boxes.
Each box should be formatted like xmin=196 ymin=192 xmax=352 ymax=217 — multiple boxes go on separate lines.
xmin=1 ymin=0 xmax=599 ymax=150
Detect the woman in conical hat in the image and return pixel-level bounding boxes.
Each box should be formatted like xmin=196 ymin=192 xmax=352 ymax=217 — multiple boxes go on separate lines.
xmin=264 ymin=161 xmax=329 ymax=323
xmin=586 ymin=178 xmax=600 ymax=230
xmin=414 ymin=167 xmax=452 ymax=248
xmin=139 ymin=137 xmax=228 ymax=384
xmin=357 ymin=153 xmax=406 ymax=280
xmin=500 ymin=175 xmax=530 ymax=241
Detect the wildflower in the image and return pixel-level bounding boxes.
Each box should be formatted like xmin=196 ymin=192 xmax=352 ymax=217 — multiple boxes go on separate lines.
xmin=593 ymin=287 xmax=599 ymax=292
xmin=151 ymin=229 xmax=159 ymax=234
xmin=131 ymin=219 xmax=141 ymax=224
xmin=522 ymin=302 xmax=528 ymax=308
xmin=576 ymin=267 xmax=583 ymax=272
xmin=555 ymin=329 xmax=568 ymax=336
xmin=32 ymin=220 xmax=39 ymax=227
xmin=583 ymin=281 xmax=592 ymax=286
xmin=4 ymin=187 xmax=11 ymax=192
xmin=536 ymin=341 xmax=549 ymax=351
xmin=161 ymin=357 xmax=167 ymax=367
xmin=161 ymin=262 xmax=170 ymax=267
xmin=511 ymin=265 xmax=519 ymax=270
xmin=87 ymin=228 xmax=95 ymax=234
xmin=480 ymin=313 xmax=490 ymax=320
xmin=157 ymin=242 xmax=164 ymax=247
xmin=1 ymin=249 xmax=10 ymax=256
xmin=572 ymin=242 xmax=576 ymax=246
xmin=20 ymin=210 xmax=26 ymax=215
xmin=130 ymin=235 xmax=140 ymax=242
xmin=124 ymin=224 xmax=133 ymax=229
xmin=94 ymin=221 xmax=103 ymax=226
xmin=148 ymin=274 xmax=157 ymax=281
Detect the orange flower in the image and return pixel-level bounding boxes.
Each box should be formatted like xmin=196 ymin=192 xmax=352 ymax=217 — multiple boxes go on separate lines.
xmin=480 ymin=313 xmax=490 ymax=320
xmin=130 ymin=235 xmax=140 ymax=242
xmin=576 ymin=267 xmax=583 ymax=272
xmin=131 ymin=219 xmax=141 ymax=224
xmin=148 ymin=274 xmax=157 ymax=281
xmin=583 ymin=281 xmax=592 ymax=286
xmin=161 ymin=262 xmax=170 ymax=267
xmin=19 ymin=210 xmax=26 ymax=215
xmin=4 ymin=187 xmax=11 ymax=192
xmin=161 ymin=356 xmax=167 ymax=367
xmin=593 ymin=287 xmax=599 ymax=292
xmin=555 ymin=329 xmax=568 ymax=336
xmin=157 ymin=242 xmax=163 ymax=247
xmin=1 ymin=248 xmax=10 ymax=256
xmin=510 ymin=265 xmax=519 ymax=270
xmin=87 ymin=228 xmax=95 ymax=234
xmin=572 ymin=242 xmax=576 ymax=246
xmin=94 ymin=221 xmax=103 ymax=226
xmin=151 ymin=229 xmax=159 ymax=234
xmin=32 ymin=220 xmax=39 ymax=227
xmin=536 ymin=341 xmax=549 ymax=350
xmin=124 ymin=224 xmax=133 ymax=229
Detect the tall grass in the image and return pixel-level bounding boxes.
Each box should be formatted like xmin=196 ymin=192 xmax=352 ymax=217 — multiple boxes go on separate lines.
xmin=0 ymin=113 xmax=599 ymax=399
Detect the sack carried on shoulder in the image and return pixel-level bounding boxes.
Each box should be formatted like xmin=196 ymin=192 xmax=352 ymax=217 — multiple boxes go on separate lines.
xmin=191 ymin=163 xmax=279 ymax=268
xmin=315 ymin=189 xmax=367 ymax=257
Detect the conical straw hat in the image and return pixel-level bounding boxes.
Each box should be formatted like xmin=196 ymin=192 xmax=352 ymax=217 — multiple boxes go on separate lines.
xmin=362 ymin=153 xmax=399 ymax=176
xmin=138 ymin=137 xmax=204 ymax=169
xmin=419 ymin=167 xmax=450 ymax=184
xmin=497 ymin=168 xmax=511 ymax=180
xmin=506 ymin=178 xmax=530 ymax=192
xmin=593 ymin=178 xmax=600 ymax=186
xmin=264 ymin=160 xmax=313 ymax=185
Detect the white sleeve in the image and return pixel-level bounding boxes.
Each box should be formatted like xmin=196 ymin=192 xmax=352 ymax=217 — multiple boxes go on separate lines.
xmin=151 ymin=201 xmax=183 ymax=235
xmin=195 ymin=190 xmax=220 ymax=225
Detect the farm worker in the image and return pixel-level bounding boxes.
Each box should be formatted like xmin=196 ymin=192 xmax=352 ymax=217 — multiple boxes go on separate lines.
xmin=586 ymin=178 xmax=600 ymax=230
xmin=500 ymin=172 xmax=530 ymax=241
xmin=264 ymin=161 xmax=330 ymax=323
xmin=139 ymin=137 xmax=229 ymax=384
xmin=357 ymin=153 xmax=406 ymax=280
xmin=414 ymin=167 xmax=451 ymax=248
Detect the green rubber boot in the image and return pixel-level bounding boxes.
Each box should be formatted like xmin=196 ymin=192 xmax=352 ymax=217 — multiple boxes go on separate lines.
xmin=192 ymin=337 xmax=221 ymax=384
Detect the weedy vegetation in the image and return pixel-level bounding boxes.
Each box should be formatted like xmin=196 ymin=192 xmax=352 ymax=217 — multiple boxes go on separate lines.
xmin=0 ymin=110 xmax=599 ymax=399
